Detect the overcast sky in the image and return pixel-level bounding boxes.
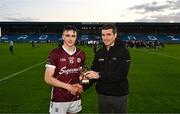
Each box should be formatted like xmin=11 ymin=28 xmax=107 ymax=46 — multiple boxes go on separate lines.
xmin=0 ymin=0 xmax=180 ymax=22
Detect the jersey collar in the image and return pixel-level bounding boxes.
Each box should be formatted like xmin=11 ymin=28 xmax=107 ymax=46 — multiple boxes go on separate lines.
xmin=62 ymin=45 xmax=76 ymax=55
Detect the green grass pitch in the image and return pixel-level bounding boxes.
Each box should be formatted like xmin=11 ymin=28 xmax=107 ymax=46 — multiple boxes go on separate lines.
xmin=0 ymin=43 xmax=180 ymax=113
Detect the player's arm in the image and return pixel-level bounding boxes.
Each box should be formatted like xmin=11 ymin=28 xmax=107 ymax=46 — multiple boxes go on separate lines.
xmin=44 ymin=66 xmax=82 ymax=95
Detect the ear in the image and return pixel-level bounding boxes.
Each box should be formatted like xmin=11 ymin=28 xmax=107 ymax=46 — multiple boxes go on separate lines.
xmin=62 ymin=35 xmax=64 ymax=40
xmin=115 ymin=33 xmax=117 ymax=38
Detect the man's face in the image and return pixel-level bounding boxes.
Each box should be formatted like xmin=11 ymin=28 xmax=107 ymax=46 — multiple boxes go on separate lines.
xmin=62 ymin=30 xmax=77 ymax=47
xmin=101 ymin=29 xmax=117 ymax=48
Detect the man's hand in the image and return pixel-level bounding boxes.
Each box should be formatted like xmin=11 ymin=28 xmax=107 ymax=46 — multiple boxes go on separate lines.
xmin=84 ymin=71 xmax=100 ymax=79
xmin=79 ymin=75 xmax=89 ymax=81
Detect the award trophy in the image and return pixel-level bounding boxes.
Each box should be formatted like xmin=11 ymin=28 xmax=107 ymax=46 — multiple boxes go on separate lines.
xmin=79 ymin=66 xmax=89 ymax=84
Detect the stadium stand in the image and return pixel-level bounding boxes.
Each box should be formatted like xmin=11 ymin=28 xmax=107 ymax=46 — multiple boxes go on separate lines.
xmin=0 ymin=22 xmax=180 ymax=43
xmin=0 ymin=33 xmax=180 ymax=43
xmin=120 ymin=34 xmax=180 ymax=43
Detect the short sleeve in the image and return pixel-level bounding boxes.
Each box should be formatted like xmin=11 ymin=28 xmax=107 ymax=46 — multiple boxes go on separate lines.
xmin=79 ymin=50 xmax=86 ymax=66
xmin=45 ymin=49 xmax=58 ymax=69
xmin=82 ymin=51 xmax=86 ymax=66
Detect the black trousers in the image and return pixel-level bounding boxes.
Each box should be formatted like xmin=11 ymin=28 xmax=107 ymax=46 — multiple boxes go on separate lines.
xmin=99 ymin=94 xmax=128 ymax=114
xmin=9 ymin=46 xmax=13 ymax=52
xmin=9 ymin=46 xmax=13 ymax=54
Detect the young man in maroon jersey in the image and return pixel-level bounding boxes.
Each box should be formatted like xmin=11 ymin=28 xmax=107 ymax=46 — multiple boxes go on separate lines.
xmin=44 ymin=25 xmax=86 ymax=114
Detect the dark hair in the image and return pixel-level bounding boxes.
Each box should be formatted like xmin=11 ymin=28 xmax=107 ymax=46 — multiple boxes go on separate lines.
xmin=101 ymin=24 xmax=117 ymax=34
xmin=62 ymin=25 xmax=77 ymax=33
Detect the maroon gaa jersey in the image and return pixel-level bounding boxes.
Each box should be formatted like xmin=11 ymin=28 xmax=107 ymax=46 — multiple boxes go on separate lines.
xmin=45 ymin=46 xmax=85 ymax=102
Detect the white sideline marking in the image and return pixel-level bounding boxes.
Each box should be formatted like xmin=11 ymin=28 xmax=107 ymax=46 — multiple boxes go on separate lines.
xmin=0 ymin=61 xmax=45 ymax=82
xmin=149 ymin=52 xmax=180 ymax=60
xmin=137 ymin=49 xmax=180 ymax=60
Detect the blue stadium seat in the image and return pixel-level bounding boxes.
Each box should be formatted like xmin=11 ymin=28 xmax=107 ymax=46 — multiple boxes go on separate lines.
xmin=1 ymin=34 xmax=180 ymax=43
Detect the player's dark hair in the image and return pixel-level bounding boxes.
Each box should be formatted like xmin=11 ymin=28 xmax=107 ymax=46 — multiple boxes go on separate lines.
xmin=62 ymin=25 xmax=77 ymax=33
xmin=101 ymin=24 xmax=117 ymax=34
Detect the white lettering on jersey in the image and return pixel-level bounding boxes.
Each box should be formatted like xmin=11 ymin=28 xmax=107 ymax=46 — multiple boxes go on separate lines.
xmin=59 ymin=66 xmax=82 ymax=75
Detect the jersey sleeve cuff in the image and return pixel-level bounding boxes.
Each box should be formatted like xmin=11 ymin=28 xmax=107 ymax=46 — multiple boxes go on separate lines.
xmin=45 ymin=64 xmax=56 ymax=69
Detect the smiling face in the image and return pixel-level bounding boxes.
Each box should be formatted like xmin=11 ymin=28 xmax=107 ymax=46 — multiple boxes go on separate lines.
xmin=62 ymin=30 xmax=77 ymax=48
xmin=101 ymin=28 xmax=117 ymax=50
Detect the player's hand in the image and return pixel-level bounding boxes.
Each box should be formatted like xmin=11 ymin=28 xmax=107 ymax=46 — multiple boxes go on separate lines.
xmin=68 ymin=84 xmax=83 ymax=95
xmin=84 ymin=71 xmax=100 ymax=79
xmin=79 ymin=75 xmax=83 ymax=81
xmin=72 ymin=83 xmax=83 ymax=93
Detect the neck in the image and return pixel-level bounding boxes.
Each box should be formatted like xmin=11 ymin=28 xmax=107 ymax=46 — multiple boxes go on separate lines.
xmin=106 ymin=46 xmax=110 ymax=51
xmin=63 ymin=44 xmax=75 ymax=53
xmin=106 ymin=42 xmax=115 ymax=51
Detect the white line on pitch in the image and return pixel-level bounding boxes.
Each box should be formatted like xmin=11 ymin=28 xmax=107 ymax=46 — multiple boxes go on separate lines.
xmin=136 ymin=49 xmax=180 ymax=60
xmin=0 ymin=61 xmax=45 ymax=82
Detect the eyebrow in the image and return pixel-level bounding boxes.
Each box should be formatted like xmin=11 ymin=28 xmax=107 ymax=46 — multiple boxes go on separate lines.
xmin=102 ymin=33 xmax=112 ymax=35
xmin=65 ymin=34 xmax=76 ymax=37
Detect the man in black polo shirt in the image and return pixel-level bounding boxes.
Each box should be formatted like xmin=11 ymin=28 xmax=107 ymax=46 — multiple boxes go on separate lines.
xmin=85 ymin=24 xmax=131 ymax=113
